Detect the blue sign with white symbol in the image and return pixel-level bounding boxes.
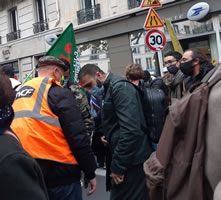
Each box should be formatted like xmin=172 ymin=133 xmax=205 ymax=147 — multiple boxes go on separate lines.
xmin=187 ymin=2 xmax=210 ymax=21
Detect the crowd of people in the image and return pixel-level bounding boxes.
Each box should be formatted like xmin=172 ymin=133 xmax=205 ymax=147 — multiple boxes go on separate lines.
xmin=0 ymin=48 xmax=221 ymax=200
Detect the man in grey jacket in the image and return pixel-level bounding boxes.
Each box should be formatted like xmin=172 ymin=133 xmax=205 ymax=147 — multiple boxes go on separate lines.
xmin=164 ymin=51 xmax=184 ymax=99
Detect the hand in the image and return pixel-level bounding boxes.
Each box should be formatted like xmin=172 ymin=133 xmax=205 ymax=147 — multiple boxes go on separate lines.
xmin=100 ymin=136 xmax=108 ymax=146
xmin=84 ymin=177 xmax=96 ymax=196
xmin=110 ymin=172 xmax=124 ymax=185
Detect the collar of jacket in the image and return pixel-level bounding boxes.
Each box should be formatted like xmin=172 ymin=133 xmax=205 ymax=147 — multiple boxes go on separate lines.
xmin=103 ymin=72 xmax=114 ymax=91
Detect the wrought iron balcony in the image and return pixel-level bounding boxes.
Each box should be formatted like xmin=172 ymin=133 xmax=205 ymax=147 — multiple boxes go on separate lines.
xmin=6 ymin=30 xmax=20 ymax=42
xmin=128 ymin=0 xmax=142 ymax=9
xmin=77 ymin=4 xmax=101 ymax=25
xmin=33 ymin=20 xmax=49 ymax=34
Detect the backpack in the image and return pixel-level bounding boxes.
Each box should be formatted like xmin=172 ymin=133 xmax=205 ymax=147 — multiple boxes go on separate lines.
xmin=143 ymin=67 xmax=221 ymax=200
xmin=111 ymin=79 xmax=167 ymax=143
xmin=140 ymin=81 xmax=167 ymax=143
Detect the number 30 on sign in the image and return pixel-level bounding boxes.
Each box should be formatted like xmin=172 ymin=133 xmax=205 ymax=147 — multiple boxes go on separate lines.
xmin=145 ymin=29 xmax=166 ymax=52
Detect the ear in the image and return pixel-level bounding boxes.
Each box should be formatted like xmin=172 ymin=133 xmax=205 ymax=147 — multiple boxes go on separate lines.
xmin=96 ymin=72 xmax=101 ymax=78
xmin=193 ymin=58 xmax=200 ymax=66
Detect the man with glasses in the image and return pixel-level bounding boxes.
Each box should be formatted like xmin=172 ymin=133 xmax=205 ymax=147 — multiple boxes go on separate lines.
xmin=164 ymin=51 xmax=184 ymax=100
xmin=11 ymin=56 xmax=97 ymax=200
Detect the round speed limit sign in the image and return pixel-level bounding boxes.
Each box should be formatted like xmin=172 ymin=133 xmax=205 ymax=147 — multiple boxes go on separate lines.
xmin=145 ymin=29 xmax=166 ymax=52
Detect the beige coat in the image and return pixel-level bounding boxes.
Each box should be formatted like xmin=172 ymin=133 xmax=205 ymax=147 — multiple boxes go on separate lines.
xmin=205 ymin=65 xmax=221 ymax=191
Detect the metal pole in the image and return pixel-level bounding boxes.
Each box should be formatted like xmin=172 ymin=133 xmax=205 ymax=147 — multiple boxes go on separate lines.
xmin=157 ymin=51 xmax=164 ymax=77
xmin=21 ymin=66 xmax=36 ymax=87
xmin=212 ymin=15 xmax=221 ymax=63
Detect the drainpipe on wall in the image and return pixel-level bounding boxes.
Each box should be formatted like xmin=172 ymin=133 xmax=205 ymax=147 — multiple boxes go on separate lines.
xmin=54 ymin=0 xmax=61 ymax=27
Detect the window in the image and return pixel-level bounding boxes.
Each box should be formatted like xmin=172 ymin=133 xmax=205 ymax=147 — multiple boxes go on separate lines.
xmin=9 ymin=7 xmax=18 ymax=32
xmin=135 ymin=58 xmax=141 ymax=65
xmin=133 ymin=47 xmax=140 ymax=54
xmin=145 ymin=45 xmax=150 ymax=53
xmin=77 ymin=0 xmax=100 ymax=25
xmin=35 ymin=0 xmax=47 ymax=22
xmin=184 ymin=25 xmax=191 ymax=34
xmin=173 ymin=24 xmax=180 ymax=34
xmin=33 ymin=0 xmax=48 ymax=34
xmin=7 ymin=7 xmax=20 ymax=41
xmin=80 ymin=0 xmax=96 ymax=9
xmin=146 ymin=57 xmax=152 ymax=70
xmin=90 ymin=49 xmax=98 ymax=60
xmin=164 ymin=26 xmax=168 ymax=33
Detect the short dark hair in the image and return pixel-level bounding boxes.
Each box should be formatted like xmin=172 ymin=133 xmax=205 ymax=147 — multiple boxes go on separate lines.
xmin=78 ymin=64 xmax=105 ymax=81
xmin=186 ymin=49 xmax=210 ymax=64
xmin=143 ymin=70 xmax=151 ymax=82
xmin=125 ymin=64 xmax=144 ymax=81
xmin=164 ymin=51 xmax=182 ymax=61
xmin=1 ymin=64 xmax=15 ymax=78
xmin=0 ymin=70 xmax=12 ymax=106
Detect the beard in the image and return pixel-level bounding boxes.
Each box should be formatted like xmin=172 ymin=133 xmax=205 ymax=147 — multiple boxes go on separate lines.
xmin=96 ymin=78 xmax=103 ymax=88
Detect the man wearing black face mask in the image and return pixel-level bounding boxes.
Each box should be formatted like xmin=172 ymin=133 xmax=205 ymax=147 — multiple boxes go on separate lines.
xmin=179 ymin=49 xmax=215 ymax=91
xmin=163 ymin=51 xmax=184 ymax=99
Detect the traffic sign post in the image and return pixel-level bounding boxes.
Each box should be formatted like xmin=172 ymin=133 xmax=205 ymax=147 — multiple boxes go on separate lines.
xmin=143 ymin=8 xmax=165 ymax=29
xmin=141 ymin=0 xmax=162 ymax=8
xmin=145 ymin=29 xmax=166 ymax=52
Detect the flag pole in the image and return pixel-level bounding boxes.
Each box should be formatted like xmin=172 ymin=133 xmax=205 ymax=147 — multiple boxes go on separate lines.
xmin=164 ymin=18 xmax=184 ymax=54
xmin=20 ymin=66 xmax=36 ymax=87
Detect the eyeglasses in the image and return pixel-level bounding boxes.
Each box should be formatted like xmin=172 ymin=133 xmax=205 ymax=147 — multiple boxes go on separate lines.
xmin=164 ymin=60 xmax=177 ymax=65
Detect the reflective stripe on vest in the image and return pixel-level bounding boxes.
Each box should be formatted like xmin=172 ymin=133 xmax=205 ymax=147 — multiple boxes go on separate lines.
xmin=11 ymin=77 xmax=78 ymax=164
xmin=14 ymin=77 xmax=61 ymax=128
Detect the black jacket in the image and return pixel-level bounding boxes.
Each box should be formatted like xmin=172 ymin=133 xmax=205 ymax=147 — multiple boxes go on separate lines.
xmin=36 ymin=83 xmax=96 ymax=188
xmin=102 ymin=73 xmax=153 ymax=175
xmin=0 ymin=131 xmax=49 ymax=200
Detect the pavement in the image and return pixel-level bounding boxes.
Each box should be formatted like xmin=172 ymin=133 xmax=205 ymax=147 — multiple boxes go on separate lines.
xmin=82 ymin=168 xmax=110 ymax=200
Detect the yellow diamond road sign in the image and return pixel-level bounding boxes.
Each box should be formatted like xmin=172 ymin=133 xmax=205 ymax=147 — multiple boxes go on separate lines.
xmin=141 ymin=0 xmax=162 ymax=8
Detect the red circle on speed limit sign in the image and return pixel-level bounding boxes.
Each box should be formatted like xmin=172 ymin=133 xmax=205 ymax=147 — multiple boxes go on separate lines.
xmin=145 ymin=29 xmax=166 ymax=52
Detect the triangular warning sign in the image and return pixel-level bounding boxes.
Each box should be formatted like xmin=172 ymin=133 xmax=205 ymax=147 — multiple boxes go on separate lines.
xmin=144 ymin=8 xmax=165 ymax=29
xmin=141 ymin=0 xmax=162 ymax=8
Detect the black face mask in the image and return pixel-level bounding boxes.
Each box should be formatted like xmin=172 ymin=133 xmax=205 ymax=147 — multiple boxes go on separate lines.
xmin=180 ymin=60 xmax=195 ymax=77
xmin=167 ymin=64 xmax=179 ymax=75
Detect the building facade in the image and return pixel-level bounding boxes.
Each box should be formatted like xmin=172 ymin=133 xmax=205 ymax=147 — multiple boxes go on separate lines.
xmin=0 ymin=0 xmax=62 ymax=80
xmin=0 ymin=0 xmax=221 ymax=81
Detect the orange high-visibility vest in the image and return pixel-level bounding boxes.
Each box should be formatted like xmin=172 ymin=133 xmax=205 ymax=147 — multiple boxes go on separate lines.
xmin=11 ymin=77 xmax=78 ymax=164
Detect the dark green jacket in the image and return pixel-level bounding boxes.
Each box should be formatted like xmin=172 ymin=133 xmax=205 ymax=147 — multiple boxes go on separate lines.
xmin=102 ymin=73 xmax=153 ymax=175
xmin=0 ymin=132 xmax=49 ymax=200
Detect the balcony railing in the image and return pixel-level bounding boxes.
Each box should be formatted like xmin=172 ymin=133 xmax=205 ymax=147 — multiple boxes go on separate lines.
xmin=6 ymin=30 xmax=20 ymax=42
xmin=128 ymin=0 xmax=142 ymax=9
xmin=77 ymin=4 xmax=101 ymax=25
xmin=33 ymin=20 xmax=49 ymax=34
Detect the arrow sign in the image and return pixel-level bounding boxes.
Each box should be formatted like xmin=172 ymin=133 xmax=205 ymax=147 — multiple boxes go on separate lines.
xmin=141 ymin=0 xmax=162 ymax=8
xmin=144 ymin=8 xmax=165 ymax=29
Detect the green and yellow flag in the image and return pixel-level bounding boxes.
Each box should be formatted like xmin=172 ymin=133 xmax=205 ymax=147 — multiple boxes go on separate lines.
xmin=45 ymin=23 xmax=80 ymax=82
xmin=164 ymin=18 xmax=184 ymax=55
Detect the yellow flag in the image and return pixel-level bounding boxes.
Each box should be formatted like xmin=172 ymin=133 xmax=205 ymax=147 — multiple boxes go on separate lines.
xmin=164 ymin=18 xmax=184 ymax=54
